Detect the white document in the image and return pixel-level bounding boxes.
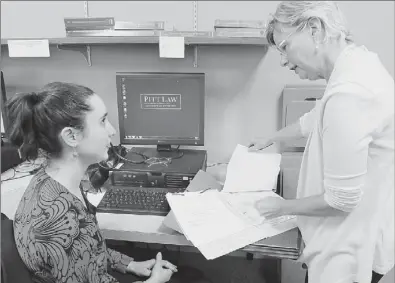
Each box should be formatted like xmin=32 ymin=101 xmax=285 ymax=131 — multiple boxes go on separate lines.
xmin=167 ymin=191 xmax=247 ymax=247
xmin=162 ymin=210 xmax=186 ymax=236
xmin=186 ymin=170 xmax=223 ymax=192
xmin=166 ymin=190 xmax=297 ymax=260
xmin=222 ymin=144 xmax=281 ymax=192
xmin=219 ymin=191 xmax=295 ymax=226
xmin=163 ymin=170 xmax=222 ymax=234
xmin=8 ymin=39 xmax=50 ymax=57
xmin=159 ymin=36 xmax=185 ymax=58
xmin=197 ymin=215 xmax=297 ymax=260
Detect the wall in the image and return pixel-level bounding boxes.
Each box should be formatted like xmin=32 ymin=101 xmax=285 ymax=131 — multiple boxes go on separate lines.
xmin=1 ymin=1 xmax=394 ymax=163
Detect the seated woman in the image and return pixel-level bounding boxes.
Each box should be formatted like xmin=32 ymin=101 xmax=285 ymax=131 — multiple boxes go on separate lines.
xmin=6 ymin=82 xmax=178 ymax=283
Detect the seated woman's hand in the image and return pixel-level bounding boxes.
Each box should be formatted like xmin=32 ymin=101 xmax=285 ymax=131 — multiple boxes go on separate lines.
xmin=127 ymin=258 xmax=156 ymax=277
xmin=146 ymin=252 xmax=177 ymax=283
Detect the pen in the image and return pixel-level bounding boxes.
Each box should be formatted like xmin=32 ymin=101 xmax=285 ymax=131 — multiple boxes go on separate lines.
xmin=248 ymin=142 xmax=274 ymax=150
xmin=199 ymin=187 xmax=215 ymax=194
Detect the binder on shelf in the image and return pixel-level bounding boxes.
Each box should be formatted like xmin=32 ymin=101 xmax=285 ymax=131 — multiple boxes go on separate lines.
xmin=64 ymin=17 xmax=115 ymax=32
xmin=214 ymin=19 xmax=266 ymax=29
xmin=114 ymin=21 xmax=165 ymax=30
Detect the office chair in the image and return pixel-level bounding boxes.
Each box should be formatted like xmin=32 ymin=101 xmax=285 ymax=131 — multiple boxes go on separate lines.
xmin=1 ymin=213 xmax=34 ymax=283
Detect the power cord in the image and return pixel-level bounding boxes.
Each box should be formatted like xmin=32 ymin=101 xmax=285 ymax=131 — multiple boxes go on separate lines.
xmin=99 ymin=143 xmax=185 ymax=170
xmin=118 ymin=145 xmax=184 ymax=166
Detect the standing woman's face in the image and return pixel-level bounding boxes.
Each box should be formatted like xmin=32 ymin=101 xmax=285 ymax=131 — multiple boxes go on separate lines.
xmin=273 ymin=20 xmax=325 ymax=81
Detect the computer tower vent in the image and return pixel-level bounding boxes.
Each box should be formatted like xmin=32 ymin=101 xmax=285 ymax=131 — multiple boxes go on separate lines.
xmin=129 ymin=179 xmax=145 ymax=187
xmin=164 ymin=175 xmax=185 ymax=188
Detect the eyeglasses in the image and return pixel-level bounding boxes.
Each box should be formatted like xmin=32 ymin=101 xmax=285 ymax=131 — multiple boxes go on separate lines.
xmin=274 ymin=21 xmax=308 ymax=55
xmin=275 ymin=30 xmax=298 ymax=54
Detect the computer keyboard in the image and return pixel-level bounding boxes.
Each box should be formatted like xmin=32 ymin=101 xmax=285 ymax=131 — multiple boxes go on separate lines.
xmin=96 ymin=186 xmax=185 ymax=216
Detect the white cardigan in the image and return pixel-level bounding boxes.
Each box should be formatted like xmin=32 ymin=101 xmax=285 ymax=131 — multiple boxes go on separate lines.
xmin=297 ymin=44 xmax=394 ymax=283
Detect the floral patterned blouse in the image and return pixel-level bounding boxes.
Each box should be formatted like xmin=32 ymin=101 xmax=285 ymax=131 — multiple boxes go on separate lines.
xmin=13 ymin=169 xmax=133 ymax=283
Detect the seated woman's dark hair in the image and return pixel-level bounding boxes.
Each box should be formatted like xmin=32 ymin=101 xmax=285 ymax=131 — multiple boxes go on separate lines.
xmin=6 ymin=82 xmax=95 ymax=160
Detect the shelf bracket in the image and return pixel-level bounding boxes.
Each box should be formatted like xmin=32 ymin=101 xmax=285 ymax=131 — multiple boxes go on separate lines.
xmin=57 ymin=44 xmax=92 ymax=66
xmin=193 ymin=46 xmax=198 ymax=68
xmin=83 ymin=1 xmax=89 ymax=18
xmin=193 ymin=1 xmax=198 ymax=68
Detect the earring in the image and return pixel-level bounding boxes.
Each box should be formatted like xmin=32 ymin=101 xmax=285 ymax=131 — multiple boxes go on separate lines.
xmin=72 ymin=146 xmax=79 ymax=158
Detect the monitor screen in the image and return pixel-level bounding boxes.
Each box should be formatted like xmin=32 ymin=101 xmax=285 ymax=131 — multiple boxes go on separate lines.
xmin=116 ymin=72 xmax=205 ymax=149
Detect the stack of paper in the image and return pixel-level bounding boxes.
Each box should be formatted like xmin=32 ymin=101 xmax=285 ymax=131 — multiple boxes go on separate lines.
xmin=163 ymin=170 xmax=222 ymax=234
xmin=244 ymin=228 xmax=302 ymax=260
xmin=166 ymin=190 xmax=296 ymax=260
xmin=164 ymin=144 xmax=296 ymax=260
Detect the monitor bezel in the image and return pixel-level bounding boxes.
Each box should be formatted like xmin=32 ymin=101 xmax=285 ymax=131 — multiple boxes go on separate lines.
xmin=116 ymin=72 xmax=205 ymax=147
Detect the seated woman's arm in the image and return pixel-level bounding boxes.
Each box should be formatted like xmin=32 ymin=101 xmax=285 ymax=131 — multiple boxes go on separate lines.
xmin=14 ymin=189 xmax=121 ymax=283
xmin=106 ymin=247 xmax=134 ymax=274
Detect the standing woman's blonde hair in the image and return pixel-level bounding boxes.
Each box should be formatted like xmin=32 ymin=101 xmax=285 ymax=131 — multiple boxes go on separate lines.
xmin=266 ymin=1 xmax=354 ymax=46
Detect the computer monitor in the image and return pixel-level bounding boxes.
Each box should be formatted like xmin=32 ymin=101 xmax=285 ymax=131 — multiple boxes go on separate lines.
xmin=116 ymin=72 xmax=205 ymax=155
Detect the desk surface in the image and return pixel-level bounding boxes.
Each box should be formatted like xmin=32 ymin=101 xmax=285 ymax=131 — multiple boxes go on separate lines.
xmin=1 ymin=164 xmax=302 ymax=260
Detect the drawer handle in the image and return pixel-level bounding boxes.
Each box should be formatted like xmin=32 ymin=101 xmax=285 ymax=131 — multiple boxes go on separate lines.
xmin=304 ymin=97 xmax=317 ymax=101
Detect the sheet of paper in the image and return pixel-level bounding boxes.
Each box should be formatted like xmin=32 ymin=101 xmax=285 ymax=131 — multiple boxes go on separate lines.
xmin=159 ymin=36 xmax=185 ymax=58
xmin=163 ymin=170 xmax=222 ymax=233
xmin=166 ymin=191 xmax=249 ymax=247
xmin=186 ymin=169 xmax=223 ymax=192
xmin=8 ymin=39 xmax=50 ymax=57
xmin=162 ymin=210 xmax=185 ymax=235
xmin=219 ymin=191 xmax=295 ymax=226
xmin=222 ymin=144 xmax=281 ymax=192
xmin=166 ymin=190 xmax=297 ymax=260
xmin=197 ymin=216 xmax=297 ymax=260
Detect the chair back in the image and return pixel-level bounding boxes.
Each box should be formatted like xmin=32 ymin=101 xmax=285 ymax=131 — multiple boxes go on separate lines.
xmin=1 ymin=213 xmax=34 ymax=283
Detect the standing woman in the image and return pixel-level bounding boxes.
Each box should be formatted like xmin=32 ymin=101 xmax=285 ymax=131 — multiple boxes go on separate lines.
xmin=252 ymin=2 xmax=394 ymax=283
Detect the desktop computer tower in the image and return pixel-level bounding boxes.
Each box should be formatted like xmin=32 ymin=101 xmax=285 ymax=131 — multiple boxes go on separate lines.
xmin=110 ymin=147 xmax=207 ymax=188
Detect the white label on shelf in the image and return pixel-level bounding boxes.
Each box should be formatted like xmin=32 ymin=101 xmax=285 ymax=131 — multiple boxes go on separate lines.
xmin=8 ymin=39 xmax=50 ymax=58
xmin=159 ymin=36 xmax=184 ymax=58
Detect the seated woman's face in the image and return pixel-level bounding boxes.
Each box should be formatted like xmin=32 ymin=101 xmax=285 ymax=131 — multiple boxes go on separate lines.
xmin=76 ymin=94 xmax=116 ymax=164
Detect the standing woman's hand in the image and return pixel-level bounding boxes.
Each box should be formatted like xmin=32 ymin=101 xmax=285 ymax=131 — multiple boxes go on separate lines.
xmin=255 ymin=196 xmax=288 ymax=219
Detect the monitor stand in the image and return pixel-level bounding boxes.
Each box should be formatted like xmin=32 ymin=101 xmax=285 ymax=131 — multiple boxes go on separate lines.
xmin=152 ymin=144 xmax=183 ymax=159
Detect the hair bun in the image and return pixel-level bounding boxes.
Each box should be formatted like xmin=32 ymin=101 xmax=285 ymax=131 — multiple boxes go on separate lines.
xmin=28 ymin=92 xmax=42 ymax=106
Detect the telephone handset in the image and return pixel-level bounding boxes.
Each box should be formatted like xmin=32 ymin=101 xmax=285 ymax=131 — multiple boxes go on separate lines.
xmin=87 ymin=144 xmax=127 ymax=189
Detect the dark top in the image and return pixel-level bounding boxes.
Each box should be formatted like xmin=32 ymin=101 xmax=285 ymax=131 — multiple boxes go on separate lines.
xmin=13 ymin=169 xmax=133 ymax=283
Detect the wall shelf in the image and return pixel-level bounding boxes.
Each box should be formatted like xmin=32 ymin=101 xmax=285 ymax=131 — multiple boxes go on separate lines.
xmin=1 ymin=36 xmax=267 ymax=46
xmin=1 ymin=36 xmax=268 ymax=67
